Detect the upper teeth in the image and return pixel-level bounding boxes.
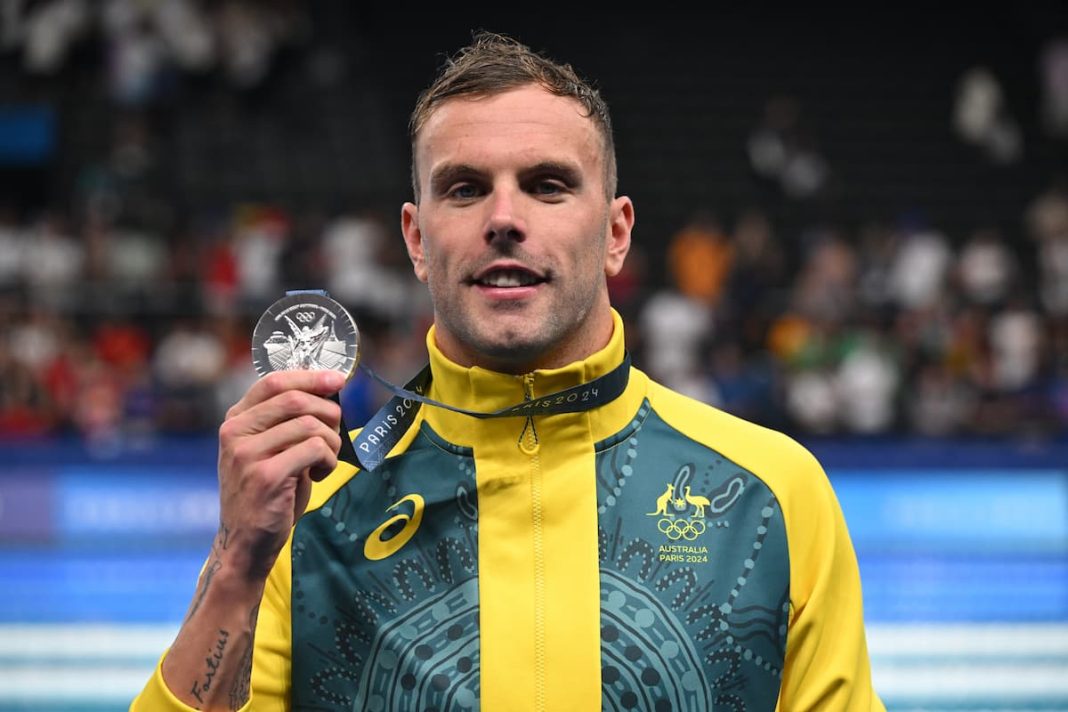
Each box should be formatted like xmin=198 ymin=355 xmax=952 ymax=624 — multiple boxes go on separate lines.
xmin=481 ymin=270 xmax=538 ymax=287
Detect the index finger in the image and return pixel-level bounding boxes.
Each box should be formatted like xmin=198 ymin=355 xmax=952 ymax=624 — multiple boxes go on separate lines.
xmin=228 ymin=369 xmax=347 ymax=419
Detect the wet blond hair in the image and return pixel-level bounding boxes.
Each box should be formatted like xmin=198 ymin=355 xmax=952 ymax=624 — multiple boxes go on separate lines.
xmin=408 ymin=31 xmax=617 ymax=202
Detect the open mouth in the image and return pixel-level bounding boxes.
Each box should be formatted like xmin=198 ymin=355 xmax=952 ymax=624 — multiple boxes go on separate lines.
xmin=470 ymin=268 xmax=547 ymax=288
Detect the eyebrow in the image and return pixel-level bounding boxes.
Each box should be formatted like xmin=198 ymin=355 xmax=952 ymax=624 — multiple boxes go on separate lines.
xmin=518 ymin=161 xmax=583 ymax=189
xmin=429 ymin=163 xmax=483 ymax=197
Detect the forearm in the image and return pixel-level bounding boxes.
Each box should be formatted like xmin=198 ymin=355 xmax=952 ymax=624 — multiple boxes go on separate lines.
xmin=160 ymin=530 xmax=267 ymax=711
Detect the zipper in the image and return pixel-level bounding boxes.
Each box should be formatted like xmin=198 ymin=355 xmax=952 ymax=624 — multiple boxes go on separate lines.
xmin=522 ymin=373 xmax=547 ymax=711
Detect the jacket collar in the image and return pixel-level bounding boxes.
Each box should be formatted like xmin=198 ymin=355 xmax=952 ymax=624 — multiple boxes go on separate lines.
xmin=420 ymin=309 xmax=647 ymax=448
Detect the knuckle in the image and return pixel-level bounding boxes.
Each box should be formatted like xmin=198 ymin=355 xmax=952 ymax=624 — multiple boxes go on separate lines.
xmin=218 ymin=418 xmax=239 ymax=443
xmin=262 ymin=371 xmax=289 ymax=396
xmin=297 ymin=414 xmax=320 ymax=434
xmin=229 ymin=441 xmax=253 ymax=468
xmin=319 ymin=439 xmax=339 ymax=466
xmin=279 ymin=390 xmax=308 ymax=413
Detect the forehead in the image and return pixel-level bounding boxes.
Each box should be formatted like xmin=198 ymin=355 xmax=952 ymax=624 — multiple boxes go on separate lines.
xmin=415 ymin=85 xmax=604 ymax=184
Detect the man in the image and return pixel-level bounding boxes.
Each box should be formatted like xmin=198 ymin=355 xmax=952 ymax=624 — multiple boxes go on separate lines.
xmin=133 ymin=32 xmax=884 ymax=711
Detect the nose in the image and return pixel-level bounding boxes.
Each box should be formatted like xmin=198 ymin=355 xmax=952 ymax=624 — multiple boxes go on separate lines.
xmin=485 ymin=185 xmax=526 ymax=243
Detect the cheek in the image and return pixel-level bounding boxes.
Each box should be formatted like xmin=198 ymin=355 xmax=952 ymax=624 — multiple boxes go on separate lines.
xmin=421 ymin=246 xmax=453 ymax=287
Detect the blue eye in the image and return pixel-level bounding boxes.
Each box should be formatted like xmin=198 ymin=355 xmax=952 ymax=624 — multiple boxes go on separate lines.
xmin=450 ymin=184 xmax=480 ymax=199
xmin=533 ymin=181 xmax=564 ymax=196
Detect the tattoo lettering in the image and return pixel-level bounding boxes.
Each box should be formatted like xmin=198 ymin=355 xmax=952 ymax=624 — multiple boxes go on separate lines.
xmin=190 ymin=629 xmax=230 ymax=706
xmin=228 ymin=604 xmax=259 ymax=711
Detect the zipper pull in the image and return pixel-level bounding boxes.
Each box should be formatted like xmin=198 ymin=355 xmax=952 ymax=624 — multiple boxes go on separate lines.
xmin=519 ymin=373 xmax=540 ymax=453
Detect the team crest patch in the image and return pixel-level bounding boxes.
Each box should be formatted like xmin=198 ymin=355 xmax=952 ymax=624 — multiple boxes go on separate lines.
xmin=647 ymin=464 xmax=745 ymax=561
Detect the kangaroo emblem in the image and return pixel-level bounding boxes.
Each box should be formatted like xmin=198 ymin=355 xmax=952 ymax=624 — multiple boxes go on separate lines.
xmin=647 ymin=484 xmax=675 ymax=516
xmin=683 ymin=486 xmax=712 ymax=518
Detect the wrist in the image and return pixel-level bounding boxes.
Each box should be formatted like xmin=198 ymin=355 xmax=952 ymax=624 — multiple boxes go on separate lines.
xmin=210 ymin=524 xmax=285 ymax=584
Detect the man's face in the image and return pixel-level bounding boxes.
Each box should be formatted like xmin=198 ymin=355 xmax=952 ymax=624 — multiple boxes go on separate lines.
xmin=402 ymin=85 xmax=633 ymax=373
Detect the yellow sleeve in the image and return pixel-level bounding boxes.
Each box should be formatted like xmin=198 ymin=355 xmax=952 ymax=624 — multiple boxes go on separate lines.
xmin=247 ymin=538 xmax=293 ymax=711
xmin=773 ymin=445 xmax=885 ymax=712
xmin=128 ymin=541 xmax=293 ymax=712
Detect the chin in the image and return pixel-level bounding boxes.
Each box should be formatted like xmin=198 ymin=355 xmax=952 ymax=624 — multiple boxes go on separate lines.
xmin=467 ymin=330 xmax=557 ymax=371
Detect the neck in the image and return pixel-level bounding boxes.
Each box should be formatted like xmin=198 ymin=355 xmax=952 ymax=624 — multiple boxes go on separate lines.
xmin=419 ymin=307 xmax=647 ymax=448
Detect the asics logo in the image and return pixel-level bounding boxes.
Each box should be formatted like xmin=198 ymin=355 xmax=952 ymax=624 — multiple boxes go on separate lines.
xmin=364 ymin=494 xmax=425 ymax=561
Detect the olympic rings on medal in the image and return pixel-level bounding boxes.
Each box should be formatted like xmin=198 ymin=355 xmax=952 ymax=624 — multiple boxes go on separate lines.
xmin=657 ymin=517 xmax=707 ymax=541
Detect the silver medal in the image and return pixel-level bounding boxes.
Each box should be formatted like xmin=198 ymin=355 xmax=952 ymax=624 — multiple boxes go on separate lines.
xmin=251 ymin=292 xmax=360 ymax=380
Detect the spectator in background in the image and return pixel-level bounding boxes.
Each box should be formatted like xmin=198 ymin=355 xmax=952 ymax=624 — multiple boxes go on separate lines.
xmin=887 ymin=217 xmax=953 ymax=310
xmin=836 ymin=331 xmax=901 ymax=434
xmin=855 ymin=221 xmax=899 ymax=313
xmin=1026 ymin=177 xmax=1068 ymax=316
xmin=22 ymin=211 xmax=85 ymax=302
xmin=72 ymin=348 xmax=125 ymax=451
xmin=321 ymin=208 xmax=412 ymax=324
xmin=153 ymin=318 xmax=226 ymax=431
xmin=791 ymin=226 xmax=857 ymax=324
xmin=953 ymin=66 xmax=1022 ymax=164
xmin=722 ymin=209 xmax=786 ymax=322
xmin=988 ymin=297 xmax=1044 ymax=395
xmin=211 ymin=315 xmax=259 ymax=425
xmin=638 ymin=214 xmax=722 ymax=400
xmin=232 ymin=204 xmax=287 ymax=306
xmin=214 ymin=0 xmax=304 ymax=88
xmin=16 ymin=0 xmax=90 ymax=75
xmin=957 ymin=228 xmax=1017 ymax=307
xmin=103 ymin=0 xmax=169 ymax=106
xmin=908 ymin=359 xmax=978 ymax=436
xmin=1040 ymin=37 xmax=1068 ymax=139
xmin=747 ymin=94 xmax=831 ymax=201
xmin=666 ymin=210 xmax=733 ymax=306
xmin=0 ymin=205 xmax=25 ymax=292
xmin=104 ymin=221 xmax=168 ymax=292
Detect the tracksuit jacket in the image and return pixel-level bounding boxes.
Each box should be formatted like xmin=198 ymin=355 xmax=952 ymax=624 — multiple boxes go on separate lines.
xmin=133 ymin=310 xmax=884 ymax=711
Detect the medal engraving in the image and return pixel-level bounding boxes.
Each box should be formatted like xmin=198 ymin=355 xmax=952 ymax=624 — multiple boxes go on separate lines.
xmin=252 ymin=292 xmax=360 ymax=380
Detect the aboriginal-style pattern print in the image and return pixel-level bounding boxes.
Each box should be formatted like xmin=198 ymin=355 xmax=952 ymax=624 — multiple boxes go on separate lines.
xmin=595 ymin=402 xmax=790 ymax=712
xmin=292 ymin=401 xmax=789 ymax=711
xmin=291 ymin=425 xmax=480 ymax=711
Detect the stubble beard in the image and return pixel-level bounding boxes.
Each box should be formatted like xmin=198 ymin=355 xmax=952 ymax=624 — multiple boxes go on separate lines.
xmin=430 ymin=279 xmax=599 ymax=373
xmin=425 ymin=218 xmax=610 ymax=372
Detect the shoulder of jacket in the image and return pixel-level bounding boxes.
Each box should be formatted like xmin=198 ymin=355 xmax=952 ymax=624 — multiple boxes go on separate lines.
xmin=644 ymin=379 xmax=827 ymax=500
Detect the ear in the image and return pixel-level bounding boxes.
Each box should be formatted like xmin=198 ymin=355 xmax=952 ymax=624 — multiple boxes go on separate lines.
xmin=401 ymin=202 xmax=429 ymax=283
xmin=604 ymin=196 xmax=634 ymax=277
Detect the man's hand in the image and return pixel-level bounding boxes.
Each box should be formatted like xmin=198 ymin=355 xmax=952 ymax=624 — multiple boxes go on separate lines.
xmin=216 ymin=369 xmax=346 ymax=580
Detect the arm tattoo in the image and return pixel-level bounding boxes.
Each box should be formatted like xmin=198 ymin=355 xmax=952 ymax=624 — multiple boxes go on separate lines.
xmin=185 ymin=559 xmax=223 ymax=623
xmin=218 ymin=523 xmax=231 ymax=550
xmin=185 ymin=523 xmax=231 ymax=623
xmin=189 ymin=629 xmax=230 ymax=707
xmin=228 ymin=603 xmax=259 ymax=711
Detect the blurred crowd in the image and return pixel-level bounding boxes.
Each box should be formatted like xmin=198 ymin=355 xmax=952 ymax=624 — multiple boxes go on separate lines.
xmin=0 ymin=201 xmax=436 ymax=449
xmin=629 ymin=182 xmax=1068 ymax=439
xmin=3 ymin=0 xmax=306 ymax=102
xmin=1 ymin=1 xmax=1067 ymax=447
xmin=3 ymin=178 xmax=1067 ymax=447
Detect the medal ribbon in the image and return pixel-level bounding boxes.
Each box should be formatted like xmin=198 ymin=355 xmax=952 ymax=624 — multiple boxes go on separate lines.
xmin=351 ymin=353 xmax=630 ymax=471
xmin=279 ymin=291 xmax=631 ymax=472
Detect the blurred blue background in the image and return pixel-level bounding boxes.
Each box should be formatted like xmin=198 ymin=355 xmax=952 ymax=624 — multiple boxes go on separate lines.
xmin=1 ymin=438 xmax=1065 ymax=710
xmin=2 ymin=3 xmax=1068 ymax=710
